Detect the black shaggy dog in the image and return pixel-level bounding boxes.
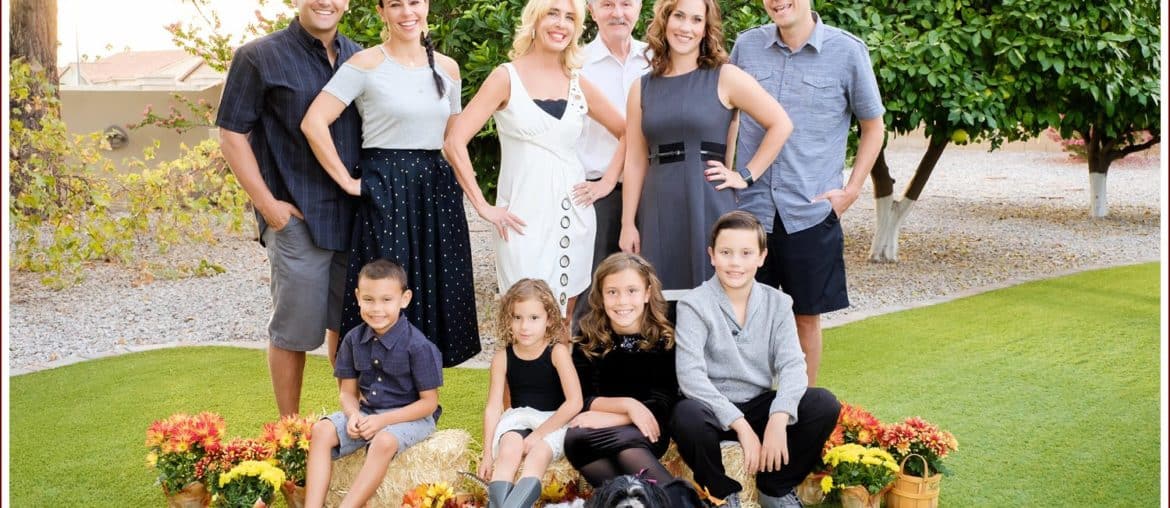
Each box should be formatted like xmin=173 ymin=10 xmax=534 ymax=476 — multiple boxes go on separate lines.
xmin=585 ymin=474 xmax=704 ymax=508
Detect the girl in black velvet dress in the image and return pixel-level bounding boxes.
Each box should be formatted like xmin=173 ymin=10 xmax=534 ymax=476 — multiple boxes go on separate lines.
xmin=565 ymin=253 xmax=680 ymax=487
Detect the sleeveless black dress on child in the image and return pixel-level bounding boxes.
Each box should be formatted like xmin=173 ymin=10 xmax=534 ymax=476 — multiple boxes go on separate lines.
xmin=490 ymin=345 xmax=569 ymax=459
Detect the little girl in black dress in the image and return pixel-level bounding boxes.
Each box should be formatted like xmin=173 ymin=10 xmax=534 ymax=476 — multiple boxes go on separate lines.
xmin=565 ymin=253 xmax=680 ymax=487
xmin=479 ymin=279 xmax=583 ymax=508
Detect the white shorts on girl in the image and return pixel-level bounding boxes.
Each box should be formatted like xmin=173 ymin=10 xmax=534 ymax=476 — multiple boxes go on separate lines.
xmin=492 ymin=406 xmax=567 ymax=460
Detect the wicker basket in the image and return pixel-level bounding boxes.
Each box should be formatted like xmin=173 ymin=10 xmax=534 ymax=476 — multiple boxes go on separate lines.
xmin=795 ymin=472 xmax=827 ymax=505
xmin=885 ymin=454 xmax=942 ymax=508
xmin=164 ymin=481 xmax=210 ymax=508
xmin=840 ymin=485 xmax=890 ymax=508
xmin=281 ymin=480 xmax=306 ymax=508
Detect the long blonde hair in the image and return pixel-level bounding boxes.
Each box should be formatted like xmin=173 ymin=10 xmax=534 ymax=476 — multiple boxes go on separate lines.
xmin=510 ymin=0 xmax=587 ymax=73
xmin=574 ymin=253 xmax=674 ymax=360
xmin=496 ymin=279 xmax=567 ymax=348
xmin=644 ymin=0 xmax=728 ymax=77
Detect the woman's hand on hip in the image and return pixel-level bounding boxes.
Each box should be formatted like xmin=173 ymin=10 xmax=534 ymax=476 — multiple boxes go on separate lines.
xmin=478 ymin=205 xmax=527 ymax=241
xmin=705 ymin=160 xmax=748 ymax=191
xmin=572 ymin=178 xmax=615 ymax=207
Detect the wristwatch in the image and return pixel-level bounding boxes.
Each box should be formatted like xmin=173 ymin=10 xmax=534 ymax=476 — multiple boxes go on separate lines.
xmin=737 ymin=167 xmax=754 ymax=186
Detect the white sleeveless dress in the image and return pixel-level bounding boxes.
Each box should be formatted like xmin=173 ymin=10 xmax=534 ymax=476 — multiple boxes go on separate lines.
xmin=493 ymin=63 xmax=595 ymax=314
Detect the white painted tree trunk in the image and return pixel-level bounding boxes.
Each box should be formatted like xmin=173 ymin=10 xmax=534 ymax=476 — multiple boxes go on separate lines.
xmin=869 ymin=195 xmax=916 ymax=262
xmin=1089 ymin=172 xmax=1108 ymax=218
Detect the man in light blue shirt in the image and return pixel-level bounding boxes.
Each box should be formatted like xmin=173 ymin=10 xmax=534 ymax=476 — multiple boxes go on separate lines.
xmin=731 ymin=0 xmax=885 ymax=387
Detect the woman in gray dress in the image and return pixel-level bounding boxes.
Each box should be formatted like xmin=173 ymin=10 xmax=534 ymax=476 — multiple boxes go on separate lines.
xmin=618 ymin=0 xmax=792 ymax=291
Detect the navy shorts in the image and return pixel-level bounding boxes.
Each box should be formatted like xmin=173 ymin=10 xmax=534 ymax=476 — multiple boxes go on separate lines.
xmin=755 ymin=211 xmax=849 ymax=315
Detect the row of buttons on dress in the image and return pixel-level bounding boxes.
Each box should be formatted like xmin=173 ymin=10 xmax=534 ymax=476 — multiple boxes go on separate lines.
xmin=558 ymin=197 xmax=573 ymax=306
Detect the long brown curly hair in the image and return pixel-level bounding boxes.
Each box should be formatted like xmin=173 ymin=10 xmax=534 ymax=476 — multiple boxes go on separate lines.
xmin=496 ymin=279 xmax=567 ymax=349
xmin=644 ymin=0 xmax=728 ymax=77
xmin=574 ymin=253 xmax=674 ymax=359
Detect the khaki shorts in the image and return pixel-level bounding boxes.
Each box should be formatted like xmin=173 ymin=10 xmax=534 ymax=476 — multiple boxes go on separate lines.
xmin=262 ymin=216 xmax=347 ymax=351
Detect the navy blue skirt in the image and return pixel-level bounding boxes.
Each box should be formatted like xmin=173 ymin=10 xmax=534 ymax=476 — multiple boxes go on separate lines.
xmin=341 ymin=148 xmax=481 ymax=366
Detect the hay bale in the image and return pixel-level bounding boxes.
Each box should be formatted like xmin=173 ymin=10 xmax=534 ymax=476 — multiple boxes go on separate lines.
xmin=663 ymin=441 xmax=761 ymax=508
xmin=543 ymin=456 xmax=584 ymax=486
xmin=539 ymin=457 xmax=593 ymax=503
xmin=327 ymin=429 xmax=472 ymax=507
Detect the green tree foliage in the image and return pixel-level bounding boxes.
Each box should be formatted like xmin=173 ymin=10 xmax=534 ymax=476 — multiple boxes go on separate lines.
xmin=801 ymin=0 xmax=1159 ymax=258
xmin=997 ymin=0 xmax=1160 ymax=177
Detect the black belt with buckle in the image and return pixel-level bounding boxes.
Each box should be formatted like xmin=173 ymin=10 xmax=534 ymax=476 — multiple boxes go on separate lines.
xmin=648 ymin=141 xmax=727 ymax=164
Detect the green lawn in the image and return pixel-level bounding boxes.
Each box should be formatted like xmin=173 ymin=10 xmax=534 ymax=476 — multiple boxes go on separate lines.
xmin=9 ymin=263 xmax=1161 ymax=506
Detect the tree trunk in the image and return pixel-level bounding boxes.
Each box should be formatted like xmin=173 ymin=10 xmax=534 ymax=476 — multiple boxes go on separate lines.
xmin=10 ymin=0 xmax=58 ymax=76
xmin=868 ymin=137 xmax=948 ymax=262
xmin=1088 ymin=172 xmax=1108 ymax=218
xmin=1084 ymin=128 xmax=1111 ymax=218
xmin=10 ymin=0 xmax=59 ymax=126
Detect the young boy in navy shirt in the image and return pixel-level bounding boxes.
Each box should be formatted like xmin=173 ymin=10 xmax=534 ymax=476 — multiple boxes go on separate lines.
xmin=304 ymin=259 xmax=444 ymax=508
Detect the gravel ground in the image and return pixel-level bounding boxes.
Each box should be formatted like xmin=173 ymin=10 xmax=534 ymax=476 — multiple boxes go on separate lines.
xmin=7 ymin=146 xmax=1161 ymax=373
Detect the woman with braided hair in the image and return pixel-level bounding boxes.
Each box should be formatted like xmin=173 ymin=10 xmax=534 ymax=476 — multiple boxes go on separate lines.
xmin=303 ymin=0 xmax=481 ymax=367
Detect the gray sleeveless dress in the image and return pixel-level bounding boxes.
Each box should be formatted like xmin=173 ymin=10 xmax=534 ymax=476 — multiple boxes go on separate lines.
xmin=637 ymin=66 xmax=736 ymax=291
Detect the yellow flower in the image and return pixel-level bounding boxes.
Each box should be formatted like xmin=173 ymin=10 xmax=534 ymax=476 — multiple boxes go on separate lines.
xmin=820 ymin=475 xmax=834 ymax=493
xmin=297 ymin=438 xmax=310 ymax=451
xmin=145 ymin=452 xmax=158 ymax=467
xmin=542 ymin=478 xmax=567 ymax=500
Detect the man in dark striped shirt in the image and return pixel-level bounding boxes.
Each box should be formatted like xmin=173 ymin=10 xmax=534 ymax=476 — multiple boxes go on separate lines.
xmin=217 ymin=0 xmax=362 ymax=417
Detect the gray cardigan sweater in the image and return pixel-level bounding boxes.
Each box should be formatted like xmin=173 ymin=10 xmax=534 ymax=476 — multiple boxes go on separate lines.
xmin=675 ymin=276 xmax=808 ymax=430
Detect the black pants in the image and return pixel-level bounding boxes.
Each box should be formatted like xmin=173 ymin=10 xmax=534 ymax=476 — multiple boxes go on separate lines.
xmin=670 ymin=388 xmax=841 ymax=498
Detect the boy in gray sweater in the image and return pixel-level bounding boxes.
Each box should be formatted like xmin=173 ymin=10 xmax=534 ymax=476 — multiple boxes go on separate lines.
xmin=671 ymin=211 xmax=841 ymax=508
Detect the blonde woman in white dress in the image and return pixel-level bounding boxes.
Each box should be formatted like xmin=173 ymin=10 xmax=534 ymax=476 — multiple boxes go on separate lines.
xmin=445 ymin=0 xmax=626 ymax=323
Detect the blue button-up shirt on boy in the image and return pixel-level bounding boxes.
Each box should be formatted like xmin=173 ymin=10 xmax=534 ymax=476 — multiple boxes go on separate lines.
xmin=334 ymin=317 xmax=444 ymax=420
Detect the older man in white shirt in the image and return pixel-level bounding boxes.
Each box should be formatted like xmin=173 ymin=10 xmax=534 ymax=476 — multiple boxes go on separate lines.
xmin=571 ymin=0 xmax=651 ymax=325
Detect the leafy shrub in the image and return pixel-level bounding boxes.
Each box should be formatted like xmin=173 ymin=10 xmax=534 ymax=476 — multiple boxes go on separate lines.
xmin=8 ymin=60 xmax=248 ymax=287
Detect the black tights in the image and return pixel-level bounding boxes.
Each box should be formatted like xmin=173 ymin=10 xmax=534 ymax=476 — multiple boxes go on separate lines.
xmin=576 ymin=447 xmax=673 ymax=487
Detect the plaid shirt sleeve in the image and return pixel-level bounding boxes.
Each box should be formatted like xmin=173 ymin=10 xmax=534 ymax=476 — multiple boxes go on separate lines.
xmin=216 ymin=46 xmax=264 ymax=134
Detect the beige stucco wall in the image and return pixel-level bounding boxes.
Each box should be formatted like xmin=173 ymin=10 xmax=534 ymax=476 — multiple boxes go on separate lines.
xmin=59 ymin=85 xmax=223 ymax=172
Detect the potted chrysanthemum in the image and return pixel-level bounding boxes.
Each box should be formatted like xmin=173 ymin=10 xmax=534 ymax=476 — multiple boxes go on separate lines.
xmin=820 ymin=443 xmax=899 ymax=508
xmin=260 ymin=415 xmax=313 ymax=508
xmin=801 ymin=402 xmax=886 ymax=505
xmin=196 ymin=437 xmax=272 ymax=501
xmin=877 ymin=416 xmax=958 ymax=508
xmin=145 ymin=412 xmax=226 ymax=507
xmin=214 ymin=460 xmax=286 ymax=508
